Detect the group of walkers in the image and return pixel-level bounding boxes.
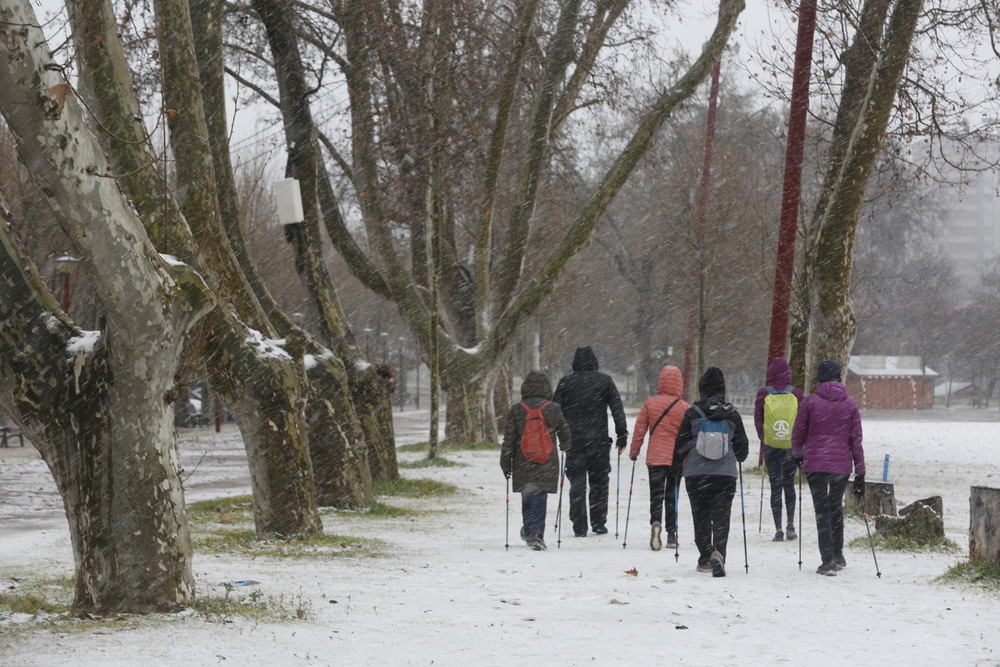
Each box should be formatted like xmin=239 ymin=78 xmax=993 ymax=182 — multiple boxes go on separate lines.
xmin=499 ymin=346 xmax=866 ymax=577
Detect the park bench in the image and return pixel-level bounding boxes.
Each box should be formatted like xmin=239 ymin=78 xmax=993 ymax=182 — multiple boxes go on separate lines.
xmin=1 ymin=424 xmax=25 ymax=448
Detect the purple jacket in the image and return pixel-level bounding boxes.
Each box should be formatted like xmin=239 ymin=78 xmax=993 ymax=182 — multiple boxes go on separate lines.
xmin=791 ymin=381 xmax=865 ymax=475
xmin=754 ymin=358 xmax=805 ymax=443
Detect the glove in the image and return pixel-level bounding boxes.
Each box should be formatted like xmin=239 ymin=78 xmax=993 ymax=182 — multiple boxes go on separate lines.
xmin=794 ymin=458 xmax=803 ymax=469
xmin=616 ymin=435 xmax=628 ymax=451
xmin=629 ymin=455 xmax=637 ymax=462
xmin=852 ymin=474 xmax=865 ymax=498
xmin=503 ymin=469 xmax=511 ymax=480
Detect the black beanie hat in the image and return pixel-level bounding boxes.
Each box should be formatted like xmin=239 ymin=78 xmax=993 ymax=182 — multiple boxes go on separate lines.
xmin=815 ymin=359 xmax=842 ymax=383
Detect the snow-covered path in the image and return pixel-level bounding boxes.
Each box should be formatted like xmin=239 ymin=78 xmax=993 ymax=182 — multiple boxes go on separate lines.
xmin=1 ymin=410 xmax=999 ymax=666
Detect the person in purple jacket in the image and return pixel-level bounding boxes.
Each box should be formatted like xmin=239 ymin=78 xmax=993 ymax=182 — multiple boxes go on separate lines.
xmin=791 ymin=360 xmax=866 ymax=576
xmin=754 ymin=358 xmax=805 ymax=542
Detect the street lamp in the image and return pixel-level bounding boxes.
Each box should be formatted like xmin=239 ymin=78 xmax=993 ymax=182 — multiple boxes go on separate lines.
xmin=363 ymin=328 xmax=373 ymax=360
xmin=398 ymin=337 xmax=406 ymax=411
xmin=380 ymin=332 xmax=389 ymax=365
xmin=54 ymin=255 xmax=79 ymax=314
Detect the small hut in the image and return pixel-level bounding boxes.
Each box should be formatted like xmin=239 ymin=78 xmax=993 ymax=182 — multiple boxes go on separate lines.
xmin=845 ymin=356 xmax=937 ymax=410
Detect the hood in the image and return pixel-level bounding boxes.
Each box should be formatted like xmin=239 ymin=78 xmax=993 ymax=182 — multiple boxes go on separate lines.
xmin=766 ymin=357 xmax=791 ymax=391
xmin=571 ymin=346 xmax=600 ymax=372
xmin=815 ymin=381 xmax=849 ymax=402
xmin=698 ymin=366 xmax=726 ymax=402
xmin=658 ymin=365 xmax=683 ymax=397
xmin=520 ymin=370 xmax=553 ymax=401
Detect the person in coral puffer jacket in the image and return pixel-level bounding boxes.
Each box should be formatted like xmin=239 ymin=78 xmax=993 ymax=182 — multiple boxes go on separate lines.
xmin=629 ymin=366 xmax=690 ymax=551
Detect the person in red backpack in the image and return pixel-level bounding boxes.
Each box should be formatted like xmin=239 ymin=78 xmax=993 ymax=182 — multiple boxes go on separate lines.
xmin=501 ymin=371 xmax=572 ymax=551
xmin=628 ymin=365 xmax=690 ymax=551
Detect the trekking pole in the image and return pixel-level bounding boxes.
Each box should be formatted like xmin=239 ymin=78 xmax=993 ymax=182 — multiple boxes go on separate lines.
xmin=622 ymin=459 xmax=637 ymax=549
xmin=615 ymin=450 xmax=622 ymax=539
xmin=555 ymin=451 xmax=566 ymax=549
xmin=797 ymin=465 xmax=803 ymax=571
xmin=860 ymin=494 xmax=882 ymax=578
xmin=739 ymin=462 xmax=749 ymax=574
xmin=674 ymin=483 xmax=680 ymax=563
xmin=758 ymin=463 xmax=765 ymax=533
xmin=505 ymin=474 xmax=510 ymax=551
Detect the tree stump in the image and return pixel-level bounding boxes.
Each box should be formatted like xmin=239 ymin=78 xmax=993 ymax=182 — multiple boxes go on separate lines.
xmin=844 ymin=481 xmax=897 ymax=516
xmin=875 ymin=496 xmax=944 ymax=541
xmin=970 ymin=486 xmax=1000 ymax=564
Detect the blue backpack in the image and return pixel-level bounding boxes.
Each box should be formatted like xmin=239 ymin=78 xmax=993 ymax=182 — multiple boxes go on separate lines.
xmin=694 ymin=406 xmax=731 ymax=460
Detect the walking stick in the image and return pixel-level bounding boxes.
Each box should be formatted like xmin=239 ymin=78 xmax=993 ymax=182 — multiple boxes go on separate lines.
xmin=615 ymin=449 xmax=622 ymax=539
xmin=739 ymin=462 xmax=749 ymax=574
xmin=622 ymin=459 xmax=637 ymax=549
xmin=797 ymin=464 xmax=803 ymax=571
xmin=505 ymin=474 xmax=510 ymax=551
xmin=674 ymin=482 xmax=681 ymax=563
xmin=555 ymin=451 xmax=566 ymax=549
xmin=860 ymin=494 xmax=882 ymax=578
xmin=758 ymin=462 xmax=765 ymax=533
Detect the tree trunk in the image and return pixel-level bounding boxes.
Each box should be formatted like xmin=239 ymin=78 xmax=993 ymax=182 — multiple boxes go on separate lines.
xmin=354 ymin=365 xmax=399 ymax=481
xmin=70 ymin=0 xmax=322 ymax=532
xmin=970 ymin=486 xmax=1000 ymax=564
xmin=0 ymin=1 xmax=215 ymax=608
xmin=790 ymin=0 xmax=921 ymax=388
xmin=442 ymin=367 xmax=491 ymax=445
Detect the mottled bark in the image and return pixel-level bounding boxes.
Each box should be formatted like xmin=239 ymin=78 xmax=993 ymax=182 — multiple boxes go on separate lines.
xmin=0 ymin=0 xmax=214 ymax=609
xmin=252 ymin=0 xmax=377 ymax=502
xmin=790 ymin=0 xmax=923 ymax=390
xmin=71 ymin=0 xmax=322 ymax=531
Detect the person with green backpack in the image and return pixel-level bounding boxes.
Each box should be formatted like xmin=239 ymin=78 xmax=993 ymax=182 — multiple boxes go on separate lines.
xmin=754 ymin=358 xmax=804 ymax=542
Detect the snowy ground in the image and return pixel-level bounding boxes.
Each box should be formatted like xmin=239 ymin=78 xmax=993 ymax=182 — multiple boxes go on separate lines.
xmin=2 ymin=408 xmax=1000 ymax=666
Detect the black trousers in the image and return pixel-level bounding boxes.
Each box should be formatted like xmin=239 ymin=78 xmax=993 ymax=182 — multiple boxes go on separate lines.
xmin=806 ymin=472 xmax=850 ymax=564
xmin=648 ymin=465 xmax=677 ymax=529
xmin=566 ymin=444 xmax=611 ymax=534
xmin=764 ymin=447 xmax=797 ymax=530
xmin=685 ymin=475 xmax=737 ymax=564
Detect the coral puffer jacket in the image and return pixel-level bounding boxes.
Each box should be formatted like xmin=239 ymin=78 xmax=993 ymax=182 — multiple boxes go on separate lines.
xmin=629 ymin=366 xmax=690 ymax=466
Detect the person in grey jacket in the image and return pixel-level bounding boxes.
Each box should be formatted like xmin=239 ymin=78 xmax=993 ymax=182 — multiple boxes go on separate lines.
xmin=672 ymin=367 xmax=749 ymax=577
xmin=501 ymin=371 xmax=572 ymax=551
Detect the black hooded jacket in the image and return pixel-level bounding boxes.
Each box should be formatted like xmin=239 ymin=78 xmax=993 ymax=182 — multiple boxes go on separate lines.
xmin=672 ymin=367 xmax=749 ymax=475
xmin=552 ymin=346 xmax=628 ymax=448
xmin=501 ymin=371 xmax=572 ymax=493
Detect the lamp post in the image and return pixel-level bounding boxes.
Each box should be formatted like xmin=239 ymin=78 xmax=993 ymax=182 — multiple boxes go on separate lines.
xmin=398 ymin=337 xmax=406 ymax=411
xmin=54 ymin=255 xmax=79 ymax=314
xmin=363 ymin=328 xmax=373 ymax=360
xmin=415 ymin=342 xmax=420 ymax=410
xmin=380 ymin=332 xmax=389 ymax=365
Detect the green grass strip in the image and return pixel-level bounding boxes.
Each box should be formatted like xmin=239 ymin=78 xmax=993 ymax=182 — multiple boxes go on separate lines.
xmin=938 ymin=560 xmax=1000 ymax=592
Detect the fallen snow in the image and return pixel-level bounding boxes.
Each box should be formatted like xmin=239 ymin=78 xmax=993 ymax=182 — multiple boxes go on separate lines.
xmin=1 ymin=409 xmax=999 ymax=665
xmin=65 ymin=330 xmax=101 ymax=357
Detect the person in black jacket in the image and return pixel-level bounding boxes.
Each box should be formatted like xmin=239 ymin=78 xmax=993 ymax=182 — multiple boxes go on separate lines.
xmin=553 ymin=346 xmax=629 ymax=537
xmin=672 ymin=367 xmax=749 ymax=577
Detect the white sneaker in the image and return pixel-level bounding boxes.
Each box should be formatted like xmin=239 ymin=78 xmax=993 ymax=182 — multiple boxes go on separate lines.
xmin=650 ymin=522 xmax=663 ymax=551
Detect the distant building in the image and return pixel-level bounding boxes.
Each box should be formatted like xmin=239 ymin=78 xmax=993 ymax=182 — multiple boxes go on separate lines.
xmin=845 ymin=356 xmax=937 ymax=410
xmin=936 ymin=173 xmax=1000 ymax=298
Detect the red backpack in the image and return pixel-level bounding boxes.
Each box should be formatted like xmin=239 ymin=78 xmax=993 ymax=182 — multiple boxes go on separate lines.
xmin=519 ymin=401 xmax=554 ymax=464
